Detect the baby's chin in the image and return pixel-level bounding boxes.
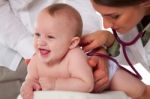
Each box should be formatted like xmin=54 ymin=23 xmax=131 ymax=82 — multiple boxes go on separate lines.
xmin=38 ymin=55 xmax=51 ymax=63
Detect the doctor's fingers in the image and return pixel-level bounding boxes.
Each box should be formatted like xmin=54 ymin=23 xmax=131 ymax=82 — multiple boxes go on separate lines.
xmin=94 ymin=65 xmax=109 ymax=92
xmin=88 ymin=56 xmax=99 ymax=68
xmin=93 ymin=69 xmax=109 ymax=92
xmin=94 ymin=68 xmax=109 ymax=82
xmin=81 ymin=33 xmax=105 ymax=52
xmin=94 ymin=78 xmax=109 ymax=92
xmin=80 ymin=36 xmax=95 ymax=52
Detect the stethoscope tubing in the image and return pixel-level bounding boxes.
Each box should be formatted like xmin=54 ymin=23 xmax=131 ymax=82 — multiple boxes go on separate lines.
xmin=87 ymin=29 xmax=144 ymax=80
xmin=112 ymin=29 xmax=144 ymax=79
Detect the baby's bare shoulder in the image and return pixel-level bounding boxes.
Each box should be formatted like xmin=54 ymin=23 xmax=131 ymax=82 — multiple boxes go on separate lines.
xmin=67 ymin=47 xmax=87 ymax=59
xmin=68 ymin=47 xmax=84 ymax=54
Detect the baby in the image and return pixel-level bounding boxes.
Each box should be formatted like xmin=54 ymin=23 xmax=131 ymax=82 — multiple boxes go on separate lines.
xmin=20 ymin=3 xmax=94 ymax=99
xmin=20 ymin=3 xmax=146 ymax=99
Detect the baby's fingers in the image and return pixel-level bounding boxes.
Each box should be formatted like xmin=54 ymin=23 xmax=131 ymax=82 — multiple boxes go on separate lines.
xmin=33 ymin=81 xmax=42 ymax=91
xmin=21 ymin=87 xmax=33 ymax=99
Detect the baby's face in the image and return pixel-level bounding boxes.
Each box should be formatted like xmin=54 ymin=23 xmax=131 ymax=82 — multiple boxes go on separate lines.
xmin=34 ymin=11 xmax=75 ymax=64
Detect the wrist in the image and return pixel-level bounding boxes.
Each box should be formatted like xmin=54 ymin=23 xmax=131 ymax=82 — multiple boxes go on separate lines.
xmin=105 ymin=31 xmax=115 ymax=47
xmin=107 ymin=40 xmax=120 ymax=57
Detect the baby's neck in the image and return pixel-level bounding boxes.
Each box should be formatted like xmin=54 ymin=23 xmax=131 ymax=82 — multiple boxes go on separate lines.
xmin=47 ymin=60 xmax=61 ymax=67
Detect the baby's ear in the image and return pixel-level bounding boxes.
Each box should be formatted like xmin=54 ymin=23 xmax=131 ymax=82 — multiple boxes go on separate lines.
xmin=69 ymin=37 xmax=80 ymax=49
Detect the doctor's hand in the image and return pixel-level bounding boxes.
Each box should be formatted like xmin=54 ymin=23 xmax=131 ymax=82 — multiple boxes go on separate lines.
xmin=87 ymin=48 xmax=110 ymax=92
xmin=81 ymin=30 xmax=114 ymax=52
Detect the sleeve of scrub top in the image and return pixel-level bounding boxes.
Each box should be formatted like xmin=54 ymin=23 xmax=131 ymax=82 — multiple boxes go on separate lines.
xmin=0 ymin=0 xmax=34 ymax=59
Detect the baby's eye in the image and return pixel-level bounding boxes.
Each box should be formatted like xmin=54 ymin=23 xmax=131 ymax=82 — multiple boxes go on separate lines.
xmin=47 ymin=35 xmax=54 ymax=39
xmin=35 ymin=33 xmax=40 ymax=37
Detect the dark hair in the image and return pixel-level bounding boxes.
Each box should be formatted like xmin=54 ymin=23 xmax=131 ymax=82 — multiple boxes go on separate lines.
xmin=45 ymin=3 xmax=83 ymax=37
xmin=93 ymin=0 xmax=148 ymax=7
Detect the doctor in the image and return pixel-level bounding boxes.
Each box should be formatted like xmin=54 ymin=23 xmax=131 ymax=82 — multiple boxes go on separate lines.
xmin=81 ymin=0 xmax=150 ymax=98
xmin=82 ymin=0 xmax=150 ymax=72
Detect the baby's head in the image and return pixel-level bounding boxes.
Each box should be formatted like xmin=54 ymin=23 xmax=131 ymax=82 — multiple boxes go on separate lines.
xmin=35 ymin=3 xmax=83 ymax=37
xmin=34 ymin=3 xmax=83 ymax=63
xmin=45 ymin=3 xmax=83 ymax=37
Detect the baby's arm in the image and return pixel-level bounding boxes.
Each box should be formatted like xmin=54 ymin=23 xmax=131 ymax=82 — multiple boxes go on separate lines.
xmin=54 ymin=48 xmax=94 ymax=92
xmin=20 ymin=55 xmax=41 ymax=99
xmin=110 ymin=68 xmax=145 ymax=98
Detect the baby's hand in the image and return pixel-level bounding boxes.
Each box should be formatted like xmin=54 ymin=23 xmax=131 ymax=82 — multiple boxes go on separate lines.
xmin=39 ymin=78 xmax=55 ymax=90
xmin=20 ymin=80 xmax=41 ymax=99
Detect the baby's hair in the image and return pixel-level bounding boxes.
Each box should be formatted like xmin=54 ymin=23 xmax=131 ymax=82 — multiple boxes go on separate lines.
xmin=44 ymin=3 xmax=83 ymax=37
xmin=93 ymin=0 xmax=149 ymax=7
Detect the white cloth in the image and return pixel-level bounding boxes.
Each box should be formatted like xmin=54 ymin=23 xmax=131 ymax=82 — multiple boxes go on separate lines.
xmin=108 ymin=60 xmax=118 ymax=80
xmin=17 ymin=91 xmax=131 ymax=99
xmin=114 ymin=27 xmax=150 ymax=72
xmin=0 ymin=0 xmax=34 ymax=70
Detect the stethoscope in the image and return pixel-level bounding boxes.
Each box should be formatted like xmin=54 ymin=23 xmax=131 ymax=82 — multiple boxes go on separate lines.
xmin=88 ymin=29 xmax=145 ymax=80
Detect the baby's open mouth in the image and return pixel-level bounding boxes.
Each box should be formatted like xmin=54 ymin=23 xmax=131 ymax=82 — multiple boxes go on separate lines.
xmin=39 ymin=48 xmax=50 ymax=56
